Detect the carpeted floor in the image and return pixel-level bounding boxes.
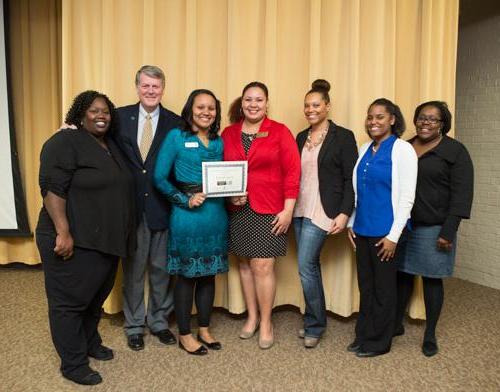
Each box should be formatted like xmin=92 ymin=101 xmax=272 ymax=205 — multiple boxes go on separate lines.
xmin=1 ymin=265 xmax=499 ymax=391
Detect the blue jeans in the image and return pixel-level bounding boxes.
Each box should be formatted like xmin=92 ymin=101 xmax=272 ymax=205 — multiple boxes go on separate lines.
xmin=293 ymin=217 xmax=328 ymax=338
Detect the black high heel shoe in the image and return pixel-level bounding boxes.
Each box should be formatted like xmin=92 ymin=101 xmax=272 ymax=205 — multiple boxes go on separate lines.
xmin=197 ymin=334 xmax=222 ymax=350
xmin=178 ymin=340 xmax=208 ymax=356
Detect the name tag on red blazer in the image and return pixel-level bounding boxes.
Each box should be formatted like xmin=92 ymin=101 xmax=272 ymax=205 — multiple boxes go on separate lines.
xmin=255 ymin=132 xmax=268 ymax=138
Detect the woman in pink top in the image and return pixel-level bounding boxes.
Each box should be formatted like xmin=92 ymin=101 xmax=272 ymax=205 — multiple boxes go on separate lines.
xmin=293 ymin=80 xmax=358 ymax=348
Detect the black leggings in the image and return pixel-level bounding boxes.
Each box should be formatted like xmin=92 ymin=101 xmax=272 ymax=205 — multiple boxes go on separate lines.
xmin=174 ymin=275 xmax=215 ymax=336
xmin=396 ymin=271 xmax=444 ymax=342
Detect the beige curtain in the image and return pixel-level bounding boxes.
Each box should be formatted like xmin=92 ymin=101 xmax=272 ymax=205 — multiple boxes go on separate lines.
xmin=4 ymin=0 xmax=459 ymax=320
xmin=0 ymin=0 xmax=61 ymax=265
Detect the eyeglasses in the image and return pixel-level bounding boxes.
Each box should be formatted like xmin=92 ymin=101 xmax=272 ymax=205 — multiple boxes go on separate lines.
xmin=416 ymin=116 xmax=441 ymax=124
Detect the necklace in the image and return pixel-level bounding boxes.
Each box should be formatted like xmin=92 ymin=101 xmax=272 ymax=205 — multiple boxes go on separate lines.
xmin=305 ymin=125 xmax=328 ymax=151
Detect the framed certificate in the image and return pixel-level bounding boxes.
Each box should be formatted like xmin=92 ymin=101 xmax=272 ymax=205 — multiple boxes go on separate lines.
xmin=202 ymin=161 xmax=248 ymax=198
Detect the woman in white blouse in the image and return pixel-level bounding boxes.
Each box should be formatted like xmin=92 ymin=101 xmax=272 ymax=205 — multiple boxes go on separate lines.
xmin=347 ymin=98 xmax=418 ymax=358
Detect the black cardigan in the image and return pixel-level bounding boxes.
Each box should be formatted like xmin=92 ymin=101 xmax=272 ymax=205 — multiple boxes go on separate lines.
xmin=36 ymin=129 xmax=135 ymax=258
xmin=409 ymin=135 xmax=474 ymax=241
xmin=296 ymin=120 xmax=358 ymax=219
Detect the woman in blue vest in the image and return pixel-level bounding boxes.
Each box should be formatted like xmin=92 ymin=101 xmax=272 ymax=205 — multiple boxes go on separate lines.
xmin=347 ymin=98 xmax=418 ymax=357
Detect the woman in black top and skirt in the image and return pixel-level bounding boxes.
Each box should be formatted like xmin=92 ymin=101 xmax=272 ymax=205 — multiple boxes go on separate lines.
xmin=395 ymin=101 xmax=474 ymax=357
xmin=36 ymin=91 xmax=134 ymax=385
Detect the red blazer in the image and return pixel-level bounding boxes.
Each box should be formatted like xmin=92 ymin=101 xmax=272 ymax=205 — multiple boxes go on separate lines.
xmin=222 ymin=117 xmax=301 ymax=214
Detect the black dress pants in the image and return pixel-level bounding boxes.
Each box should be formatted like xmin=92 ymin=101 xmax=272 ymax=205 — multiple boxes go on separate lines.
xmin=354 ymin=235 xmax=398 ymax=352
xmin=36 ymin=234 xmax=118 ymax=377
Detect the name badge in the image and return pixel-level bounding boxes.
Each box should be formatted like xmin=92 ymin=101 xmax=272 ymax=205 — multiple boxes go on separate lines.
xmin=185 ymin=141 xmax=199 ymax=148
xmin=255 ymin=132 xmax=268 ymax=138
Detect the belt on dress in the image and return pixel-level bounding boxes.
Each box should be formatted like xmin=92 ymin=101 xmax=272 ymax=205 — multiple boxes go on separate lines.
xmin=176 ymin=182 xmax=203 ymax=195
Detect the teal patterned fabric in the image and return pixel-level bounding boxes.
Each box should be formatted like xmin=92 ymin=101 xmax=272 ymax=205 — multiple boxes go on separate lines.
xmin=154 ymin=128 xmax=228 ymax=277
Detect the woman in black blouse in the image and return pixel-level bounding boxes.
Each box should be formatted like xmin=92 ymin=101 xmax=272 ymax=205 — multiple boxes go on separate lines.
xmin=395 ymin=101 xmax=473 ymax=357
xmin=36 ymin=91 xmax=134 ymax=385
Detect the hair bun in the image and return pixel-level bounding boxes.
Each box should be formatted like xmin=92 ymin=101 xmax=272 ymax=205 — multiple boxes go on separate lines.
xmin=311 ymin=79 xmax=330 ymax=92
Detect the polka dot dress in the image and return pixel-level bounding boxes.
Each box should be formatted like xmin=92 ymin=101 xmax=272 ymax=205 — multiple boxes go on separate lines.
xmin=228 ymin=132 xmax=288 ymax=258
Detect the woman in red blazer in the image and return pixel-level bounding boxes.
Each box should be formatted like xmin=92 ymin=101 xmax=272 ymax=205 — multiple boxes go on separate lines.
xmin=222 ymin=81 xmax=300 ymax=349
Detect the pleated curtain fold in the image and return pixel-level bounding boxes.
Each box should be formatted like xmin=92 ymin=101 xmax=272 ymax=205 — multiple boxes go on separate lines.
xmin=3 ymin=0 xmax=459 ymax=320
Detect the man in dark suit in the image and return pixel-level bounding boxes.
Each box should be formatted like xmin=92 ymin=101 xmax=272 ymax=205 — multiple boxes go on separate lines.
xmin=115 ymin=65 xmax=181 ymax=350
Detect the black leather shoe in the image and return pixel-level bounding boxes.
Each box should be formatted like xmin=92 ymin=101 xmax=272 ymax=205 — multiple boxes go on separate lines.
xmin=197 ymin=334 xmax=222 ymax=350
xmin=152 ymin=329 xmax=177 ymax=345
xmin=179 ymin=341 xmax=208 ymax=356
xmin=63 ymin=368 xmax=102 ymax=385
xmin=422 ymin=341 xmax=438 ymax=357
xmin=393 ymin=325 xmax=405 ymax=337
xmin=347 ymin=341 xmax=361 ymax=353
xmin=127 ymin=334 xmax=144 ymax=351
xmin=88 ymin=344 xmax=114 ymax=360
xmin=356 ymin=349 xmax=389 ymax=358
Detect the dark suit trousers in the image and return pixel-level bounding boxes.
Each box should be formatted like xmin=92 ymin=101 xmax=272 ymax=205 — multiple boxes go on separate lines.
xmin=37 ymin=234 xmax=118 ymax=377
xmin=354 ymin=236 xmax=397 ymax=352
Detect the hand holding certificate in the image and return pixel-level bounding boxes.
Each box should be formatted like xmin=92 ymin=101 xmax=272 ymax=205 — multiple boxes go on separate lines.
xmin=202 ymin=161 xmax=248 ymax=198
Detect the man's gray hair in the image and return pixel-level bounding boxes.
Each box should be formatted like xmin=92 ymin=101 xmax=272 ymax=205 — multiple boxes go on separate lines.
xmin=135 ymin=65 xmax=165 ymax=87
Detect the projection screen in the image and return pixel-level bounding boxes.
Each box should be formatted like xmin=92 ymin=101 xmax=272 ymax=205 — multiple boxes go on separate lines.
xmin=0 ymin=0 xmax=30 ymax=237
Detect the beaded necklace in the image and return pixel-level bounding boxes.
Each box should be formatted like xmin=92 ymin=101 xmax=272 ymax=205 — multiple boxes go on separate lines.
xmin=305 ymin=125 xmax=328 ymax=151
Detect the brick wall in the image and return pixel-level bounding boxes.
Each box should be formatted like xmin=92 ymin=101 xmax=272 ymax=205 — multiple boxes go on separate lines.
xmin=454 ymin=13 xmax=500 ymax=289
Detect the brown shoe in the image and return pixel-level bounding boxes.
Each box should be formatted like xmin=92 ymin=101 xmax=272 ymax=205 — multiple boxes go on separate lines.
xmin=304 ymin=336 xmax=319 ymax=348
xmin=239 ymin=321 xmax=260 ymax=339
xmin=258 ymin=327 xmax=274 ymax=349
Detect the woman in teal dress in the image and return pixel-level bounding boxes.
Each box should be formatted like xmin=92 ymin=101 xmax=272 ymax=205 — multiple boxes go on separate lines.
xmin=154 ymin=89 xmax=228 ymax=355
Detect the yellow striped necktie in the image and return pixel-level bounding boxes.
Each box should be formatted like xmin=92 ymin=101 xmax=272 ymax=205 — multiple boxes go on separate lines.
xmin=139 ymin=114 xmax=153 ymax=161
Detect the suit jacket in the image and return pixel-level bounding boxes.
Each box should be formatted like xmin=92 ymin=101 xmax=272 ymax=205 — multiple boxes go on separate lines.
xmin=115 ymin=103 xmax=182 ymax=230
xmin=222 ymin=117 xmax=301 ymax=214
xmin=296 ymin=120 xmax=358 ymax=219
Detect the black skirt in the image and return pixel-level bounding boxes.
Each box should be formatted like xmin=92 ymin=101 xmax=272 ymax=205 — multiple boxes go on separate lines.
xmin=229 ymin=204 xmax=287 ymax=258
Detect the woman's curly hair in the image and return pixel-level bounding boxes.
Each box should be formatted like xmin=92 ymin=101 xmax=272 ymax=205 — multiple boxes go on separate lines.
xmin=64 ymin=90 xmax=117 ymax=136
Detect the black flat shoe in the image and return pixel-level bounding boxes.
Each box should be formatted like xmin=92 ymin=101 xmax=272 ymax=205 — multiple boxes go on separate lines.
xmin=356 ymin=349 xmax=389 ymax=358
xmin=346 ymin=341 xmax=361 ymax=353
xmin=88 ymin=344 xmax=114 ymax=360
xmin=393 ymin=325 xmax=405 ymax=337
xmin=197 ymin=334 xmax=222 ymax=350
xmin=179 ymin=341 xmax=208 ymax=356
xmin=422 ymin=341 xmax=439 ymax=357
xmin=152 ymin=329 xmax=177 ymax=345
xmin=127 ymin=334 xmax=145 ymax=351
xmin=63 ymin=368 xmax=102 ymax=385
